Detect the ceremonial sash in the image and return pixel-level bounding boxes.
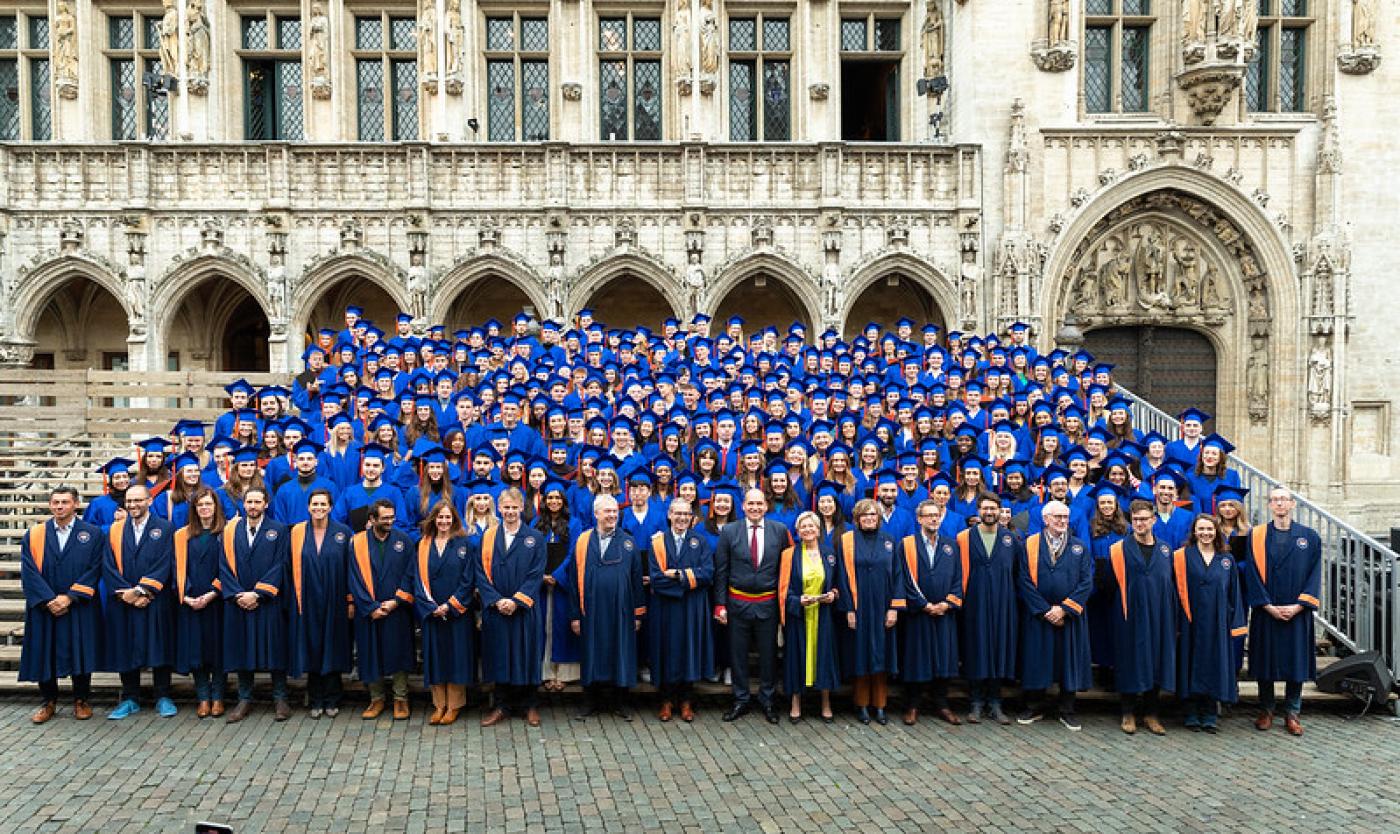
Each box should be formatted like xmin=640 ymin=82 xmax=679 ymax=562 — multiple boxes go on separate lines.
xmin=222 ymin=524 xmax=240 ymax=579
xmin=955 ymin=530 xmax=972 ymax=597
xmin=651 ymin=533 xmax=669 ymax=574
xmin=1249 ymin=524 xmax=1268 ymax=587
xmin=1173 ymin=547 xmax=1191 ymax=622
xmin=417 ymin=537 xmax=434 ymax=602
xmin=777 ymin=545 xmax=794 ymax=627
xmin=839 ymin=531 xmax=858 ymax=610
xmin=1109 ymin=541 xmax=1128 ymax=618
xmin=481 ymin=525 xmax=499 ymax=585
xmin=1026 ymin=534 xmax=1041 ymax=588
xmin=290 ymin=523 xmax=307 ymax=614
xmin=352 ymin=532 xmax=374 ymax=599
xmin=902 ymin=538 xmax=919 ymax=600
xmin=574 ymin=530 xmax=592 ymax=614
xmin=109 ymin=520 xmax=127 ymax=576
xmin=174 ymin=528 xmax=189 ymax=599
xmin=28 ymin=525 xmax=46 ymax=574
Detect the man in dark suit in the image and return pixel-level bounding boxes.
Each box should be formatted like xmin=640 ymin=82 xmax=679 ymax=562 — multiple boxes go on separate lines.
xmin=713 ymin=488 xmax=791 ymax=723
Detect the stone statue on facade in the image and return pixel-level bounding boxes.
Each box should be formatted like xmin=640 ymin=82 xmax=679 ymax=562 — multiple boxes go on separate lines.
xmin=159 ymin=0 xmax=180 ymax=78
xmin=1215 ymin=0 xmax=1241 ymax=39
xmin=53 ymin=0 xmax=78 ymax=97
xmin=672 ymin=0 xmax=693 ymax=93
xmin=1308 ymin=340 xmax=1333 ymax=419
xmin=922 ymin=0 xmax=946 ymax=78
xmin=1183 ymin=0 xmax=1208 ymax=43
xmin=1048 ymin=0 xmax=1070 ymax=45
xmin=186 ymin=0 xmax=211 ymax=92
xmin=1134 ymin=225 xmax=1169 ymax=308
xmin=1171 ymin=239 xmax=1203 ymax=307
xmin=444 ymin=0 xmax=464 ymax=85
xmin=1247 ymin=337 xmax=1270 ymax=420
xmin=686 ymin=251 xmax=706 ymax=315
xmin=698 ymin=0 xmax=720 ymax=93
xmin=420 ymin=0 xmax=439 ymax=84
xmin=407 ymin=265 xmax=429 ymax=321
xmin=1200 ymin=264 xmax=1225 ymax=309
xmin=308 ymin=2 xmax=331 ymax=95
xmin=958 ymin=250 xmax=979 ymax=322
xmin=1354 ymin=0 xmax=1377 ymax=48
xmin=1100 ymin=247 xmax=1131 ymax=310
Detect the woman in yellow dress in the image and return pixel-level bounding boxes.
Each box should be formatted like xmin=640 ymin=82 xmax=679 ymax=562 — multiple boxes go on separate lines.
xmin=782 ymin=512 xmax=840 ymax=722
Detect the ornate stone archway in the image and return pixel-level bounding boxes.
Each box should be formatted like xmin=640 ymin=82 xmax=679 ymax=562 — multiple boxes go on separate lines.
xmin=706 ymin=250 xmax=824 ymax=328
xmin=568 ymin=251 xmax=684 ymax=321
xmin=839 ymin=250 xmax=957 ymax=335
xmin=430 ymin=251 xmax=552 ymax=325
xmin=149 ymin=250 xmax=275 ymax=371
xmin=1044 ymin=173 xmax=1300 ymax=454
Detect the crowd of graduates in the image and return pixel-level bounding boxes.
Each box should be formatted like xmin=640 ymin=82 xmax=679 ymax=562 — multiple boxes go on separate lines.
xmin=19 ymin=306 xmax=1323 ymax=736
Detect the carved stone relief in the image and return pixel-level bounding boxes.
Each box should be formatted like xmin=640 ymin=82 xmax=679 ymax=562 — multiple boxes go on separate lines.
xmin=185 ymin=0 xmax=210 ymax=95
xmin=308 ymin=2 xmax=331 ymax=99
xmin=53 ymin=0 xmax=78 ymax=99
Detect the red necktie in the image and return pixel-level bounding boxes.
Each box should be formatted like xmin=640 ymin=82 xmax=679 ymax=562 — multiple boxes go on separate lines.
xmin=750 ymin=524 xmax=760 ymax=570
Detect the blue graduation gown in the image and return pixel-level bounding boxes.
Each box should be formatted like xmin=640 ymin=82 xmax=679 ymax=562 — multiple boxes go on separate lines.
xmin=318 ymin=442 xmax=364 ymax=492
xmin=102 ymin=517 xmax=176 ymax=672
xmin=348 ymin=528 xmax=418 ymax=680
xmin=333 ymin=482 xmax=413 ymax=534
xmin=475 ymin=524 xmax=546 ymax=687
xmin=781 ymin=542 xmax=841 ymax=694
xmin=834 ymin=528 xmax=902 ymax=678
xmin=151 ymin=492 xmax=191 ymax=529
xmin=220 ymin=518 xmax=291 ymax=672
xmin=1240 ymin=523 xmax=1322 ymax=683
xmin=1152 ymin=507 xmax=1194 ymax=550
xmin=564 ymin=529 xmax=645 ymax=687
xmin=1017 ymin=534 xmax=1094 ymax=692
xmin=287 ymin=521 xmax=354 ymax=677
xmin=18 ymin=520 xmax=105 ymax=682
xmin=1107 ymin=537 xmax=1177 ymax=694
xmin=646 ymin=530 xmax=715 ymax=686
xmin=540 ymin=518 xmax=583 ymax=665
xmin=272 ymin=475 xmax=339 ymax=525
xmin=899 ymin=533 xmax=962 ymax=682
xmin=1087 ymin=532 xmax=1124 ymax=667
xmin=1174 ymin=546 xmax=1246 ymax=702
xmin=172 ymin=529 xmax=223 ymax=675
xmin=414 ymin=534 xmax=477 ymax=686
xmin=82 ymin=494 xmax=123 ymax=531
xmin=955 ymin=527 xmax=1021 ymax=681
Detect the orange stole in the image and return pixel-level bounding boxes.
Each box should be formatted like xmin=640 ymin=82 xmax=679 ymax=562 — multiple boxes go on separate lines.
xmin=839 ymin=531 xmax=858 ymax=610
xmin=1173 ymin=547 xmax=1191 ymax=622
xmin=573 ymin=530 xmax=593 ymax=615
xmin=1249 ymin=524 xmax=1268 ymax=587
xmin=1109 ymin=541 xmax=1128 ymax=618
xmin=174 ymin=528 xmax=190 ymax=599
xmin=777 ymin=546 xmax=795 ymax=626
xmin=1025 ymin=534 xmax=1042 ymax=587
xmin=480 ymin=525 xmax=499 ymax=586
xmin=109 ymin=520 xmax=127 ymax=575
xmin=28 ymin=525 xmax=47 ymax=574
xmin=221 ymin=524 xmax=240 ymax=578
xmin=954 ymin=530 xmax=973 ymax=597
xmin=417 ymin=538 xmax=433 ymax=602
xmin=290 ymin=523 xmax=307 ymax=614
xmin=352 ymin=532 xmax=374 ymax=599
xmin=651 ymin=534 xmax=669 ymax=574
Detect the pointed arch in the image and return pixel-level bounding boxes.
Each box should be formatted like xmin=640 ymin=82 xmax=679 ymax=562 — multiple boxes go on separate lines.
xmin=568 ymin=251 xmax=683 ymax=319
xmin=839 ymin=250 xmax=957 ymax=333
xmin=288 ymin=252 xmax=412 ymax=349
xmin=430 ymin=252 xmax=552 ymax=324
xmin=149 ymin=251 xmax=274 ymax=339
xmin=706 ymin=250 xmax=823 ymax=327
xmin=11 ymin=254 xmax=133 ymax=341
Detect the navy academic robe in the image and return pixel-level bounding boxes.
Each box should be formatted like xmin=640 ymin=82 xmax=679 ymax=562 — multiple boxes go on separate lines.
xmin=1240 ymin=523 xmax=1322 ymax=683
xmin=835 ymin=529 xmax=903 ymax=677
xmin=564 ymin=529 xmax=646 ymax=687
xmin=348 ymin=528 xmax=418 ymax=681
xmin=780 ymin=543 xmax=841 ymax=694
xmin=18 ymin=520 xmax=105 ymax=682
xmin=646 ymin=530 xmax=715 ymax=686
xmin=1107 ymin=537 xmax=1178 ymax=694
xmin=899 ymin=534 xmax=962 ymax=682
xmin=102 ymin=517 xmax=176 ymax=672
xmin=272 ymin=476 xmax=339 ymax=525
xmin=414 ymin=534 xmax=477 ymax=686
xmin=220 ymin=518 xmax=291 ymax=672
xmin=1016 ymin=533 xmax=1094 ymax=693
xmin=475 ymin=524 xmax=547 ymax=687
xmin=1087 ymin=532 xmax=1124 ymax=668
xmin=334 ymin=483 xmax=413 ymax=534
xmin=540 ymin=518 xmax=583 ymax=666
xmin=955 ymin=527 xmax=1021 ymax=681
xmin=1174 ymin=545 xmax=1246 ymax=703
xmin=172 ymin=529 xmax=223 ymax=675
xmin=287 ymin=521 xmax=355 ymax=678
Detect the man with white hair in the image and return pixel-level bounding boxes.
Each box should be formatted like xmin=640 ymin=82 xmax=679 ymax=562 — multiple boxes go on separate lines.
xmin=566 ymin=494 xmax=646 ymax=720
xmin=1015 ymin=500 xmax=1094 ymax=731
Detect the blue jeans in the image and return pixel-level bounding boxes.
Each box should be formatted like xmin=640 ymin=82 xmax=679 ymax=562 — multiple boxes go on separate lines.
xmin=1193 ymin=695 xmax=1219 ymax=727
xmin=968 ymin=679 xmax=1001 ymax=708
xmin=191 ymin=667 xmax=226 ymax=702
xmin=237 ymin=670 xmax=288 ymax=702
xmin=1258 ymin=680 xmax=1303 ymax=715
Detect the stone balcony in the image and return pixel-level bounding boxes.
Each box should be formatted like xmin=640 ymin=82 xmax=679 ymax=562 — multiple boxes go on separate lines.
xmin=0 ymin=142 xmax=981 ymax=216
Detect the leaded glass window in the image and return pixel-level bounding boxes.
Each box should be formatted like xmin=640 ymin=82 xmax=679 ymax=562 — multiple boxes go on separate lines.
xmin=728 ymin=15 xmax=791 ymax=141
xmin=105 ymin=12 xmax=170 ymax=140
xmin=354 ymin=14 xmax=418 ymax=140
xmin=1082 ymin=0 xmax=1154 ymax=115
xmin=240 ymin=13 xmax=303 ymax=140
xmin=1247 ymin=1 xmax=1311 ymax=113
xmin=598 ymin=15 xmax=662 ymax=140
xmin=0 ymin=12 xmax=51 ymax=140
xmin=483 ymin=15 xmax=550 ymax=141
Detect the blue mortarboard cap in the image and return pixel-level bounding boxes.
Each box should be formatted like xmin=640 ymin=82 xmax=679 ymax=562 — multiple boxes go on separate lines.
xmin=224 ymin=378 xmax=256 ymax=396
xmin=230 ymin=446 xmax=261 ymax=464
xmin=170 ymin=452 xmax=201 ymax=472
xmin=97 ymin=457 xmax=136 ymax=477
xmin=172 ymin=419 xmax=207 ymax=437
xmin=1178 ymin=408 xmax=1211 ymax=424
xmin=292 ymin=439 xmax=324 ymax=457
xmin=134 ymin=437 xmax=171 ymax=454
xmin=1200 ymin=433 xmax=1236 ymax=455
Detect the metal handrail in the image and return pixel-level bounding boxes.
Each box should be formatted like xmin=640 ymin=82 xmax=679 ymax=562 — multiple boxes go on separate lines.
xmin=1121 ymin=385 xmax=1400 ymax=675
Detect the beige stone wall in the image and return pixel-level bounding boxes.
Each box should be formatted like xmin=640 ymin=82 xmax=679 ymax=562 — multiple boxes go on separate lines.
xmin=0 ymin=0 xmax=1394 ymax=527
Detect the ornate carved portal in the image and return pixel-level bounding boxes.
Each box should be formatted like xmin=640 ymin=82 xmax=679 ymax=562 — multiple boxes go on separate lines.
xmin=1057 ymin=188 xmax=1273 ymax=424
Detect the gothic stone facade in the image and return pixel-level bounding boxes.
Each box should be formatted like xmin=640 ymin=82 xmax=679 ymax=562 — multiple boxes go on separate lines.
xmin=0 ymin=0 xmax=1394 ymax=527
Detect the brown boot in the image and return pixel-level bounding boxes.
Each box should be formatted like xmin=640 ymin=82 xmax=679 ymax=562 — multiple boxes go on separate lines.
xmin=679 ymin=702 xmax=695 ymax=723
xmin=1284 ymin=714 xmax=1303 ymax=736
xmin=438 ymin=708 xmax=459 ymax=726
xmin=525 ymin=707 xmax=541 ymax=727
xmin=362 ymin=699 xmax=386 ymax=719
xmin=480 ymin=707 xmax=509 ymax=727
xmin=31 ymin=702 xmax=56 ymax=725
xmin=658 ymin=701 xmax=673 ymax=722
xmin=73 ymin=700 xmax=93 ymax=720
xmin=210 ymin=700 xmax=225 ymax=718
xmin=1254 ymin=710 xmax=1274 ymax=731
xmin=428 ymin=705 xmax=444 ymax=726
xmin=226 ymin=700 xmax=252 ymax=723
xmin=1143 ymin=715 xmax=1166 ymax=736
xmin=195 ymin=701 xmax=211 ymax=719
xmin=392 ymin=699 xmax=410 ymax=720
xmin=902 ymin=708 xmax=919 ymax=726
xmin=1120 ymin=714 xmax=1137 ymax=735
xmin=936 ymin=707 xmax=962 ymax=726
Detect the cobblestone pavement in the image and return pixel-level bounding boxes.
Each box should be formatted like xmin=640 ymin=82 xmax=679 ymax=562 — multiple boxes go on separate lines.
xmin=1 ymin=694 xmax=1397 ymax=833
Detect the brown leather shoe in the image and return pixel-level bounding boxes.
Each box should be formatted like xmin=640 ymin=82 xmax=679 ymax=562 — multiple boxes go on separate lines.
xmin=31 ymin=702 xmax=56 ymax=725
xmin=226 ymin=700 xmax=252 ymax=723
xmin=680 ymin=702 xmax=695 ymax=723
xmin=428 ymin=706 xmax=444 ymax=726
xmin=1120 ymin=714 xmax=1137 ymax=735
xmin=1254 ymin=710 xmax=1274 ymax=731
xmin=525 ymin=707 xmax=541 ymax=727
xmin=392 ymin=699 xmax=410 ymax=720
xmin=273 ymin=699 xmax=291 ymax=722
xmin=438 ymin=708 xmax=459 ymax=726
xmin=1284 ymin=713 xmax=1303 ymax=736
xmin=1143 ymin=715 xmax=1166 ymax=736
xmin=210 ymin=700 xmax=225 ymax=717
xmin=196 ymin=701 xmax=211 ymax=719
xmin=902 ymin=708 xmax=919 ymax=726
xmin=658 ymin=701 xmax=673 ymax=722
xmin=73 ymin=700 xmax=93 ymax=721
xmin=362 ymin=699 xmax=386 ymax=719
xmin=480 ymin=707 xmax=509 ymax=727
xmin=936 ymin=707 xmax=961 ymax=726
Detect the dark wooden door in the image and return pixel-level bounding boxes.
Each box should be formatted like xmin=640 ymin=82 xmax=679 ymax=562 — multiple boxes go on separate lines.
xmin=1084 ymin=326 xmax=1217 ymax=424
